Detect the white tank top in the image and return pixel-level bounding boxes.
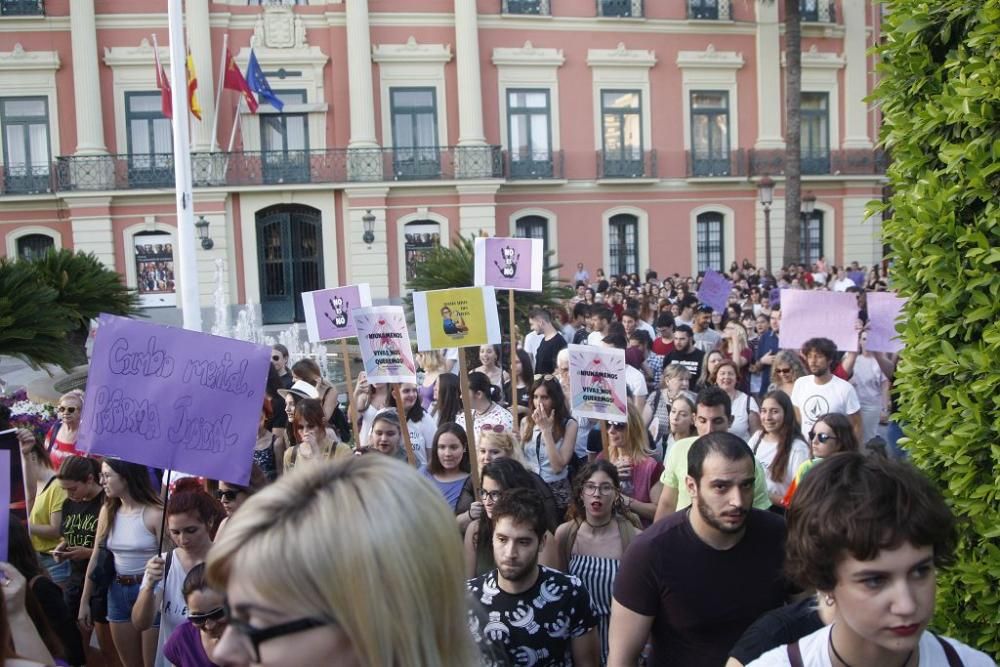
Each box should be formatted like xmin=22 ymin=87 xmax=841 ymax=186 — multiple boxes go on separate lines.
xmin=106 ymin=507 xmax=159 ymax=575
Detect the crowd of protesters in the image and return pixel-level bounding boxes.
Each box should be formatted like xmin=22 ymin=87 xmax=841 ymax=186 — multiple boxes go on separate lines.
xmin=0 ymin=256 xmax=994 ymax=666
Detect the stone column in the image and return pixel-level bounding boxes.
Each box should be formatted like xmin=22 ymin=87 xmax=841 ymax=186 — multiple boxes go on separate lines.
xmin=186 ymin=0 xmax=216 ymax=152
xmin=66 ymin=197 xmax=115 ymax=269
xmin=454 ymin=0 xmax=491 ymax=177
xmin=70 ymin=0 xmax=107 ymax=155
xmin=457 ymin=184 xmax=499 ymax=238
xmin=346 ymin=0 xmax=378 ymax=149
xmin=841 ymin=0 xmax=873 ymax=149
xmin=754 ymin=0 xmax=784 ymax=150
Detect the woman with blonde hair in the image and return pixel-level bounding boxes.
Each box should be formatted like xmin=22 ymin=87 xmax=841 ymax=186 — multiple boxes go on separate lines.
xmin=43 ymin=389 xmax=87 ymax=469
xmin=598 ymin=402 xmax=662 ymax=527
xmin=768 ymin=350 xmax=807 ymax=397
xmin=207 ymin=456 xmax=481 ymax=666
xmin=416 ymin=350 xmax=447 ymax=410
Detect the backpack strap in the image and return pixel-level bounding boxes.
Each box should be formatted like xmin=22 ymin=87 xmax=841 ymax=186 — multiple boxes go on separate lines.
xmin=934 ymin=634 xmax=964 ymax=667
xmin=786 ymin=641 xmax=804 ymax=667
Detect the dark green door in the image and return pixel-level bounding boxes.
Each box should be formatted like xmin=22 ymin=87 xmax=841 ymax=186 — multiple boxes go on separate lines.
xmin=256 ymin=205 xmax=323 ymax=324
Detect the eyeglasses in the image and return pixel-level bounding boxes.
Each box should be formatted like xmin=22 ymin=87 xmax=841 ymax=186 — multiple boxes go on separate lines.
xmin=56 ymin=406 xmax=77 ymax=414
xmin=607 ymin=422 xmax=626 ymax=431
xmin=223 ymin=603 xmax=331 ymax=663
xmin=480 ymin=424 xmax=506 ymax=433
xmin=582 ymin=483 xmax=615 ymax=496
xmin=533 ymin=374 xmax=555 ymax=382
xmin=773 ymin=367 xmax=793 ymax=375
xmin=188 ymin=607 xmax=225 ymax=627
xmin=271 ymin=355 xmax=281 ymax=362
xmin=480 ymin=489 xmax=503 ymax=503
xmin=809 ymin=432 xmax=837 ymax=444
xmin=215 ymin=489 xmax=243 ymax=502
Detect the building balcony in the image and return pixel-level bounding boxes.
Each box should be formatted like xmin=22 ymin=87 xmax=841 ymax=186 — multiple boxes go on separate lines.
xmin=504 ymin=150 xmax=564 ymax=180
xmin=43 ymin=146 xmax=503 ymax=194
xmin=687 ymin=0 xmax=731 ymax=20
xmin=502 ymin=0 xmax=550 ymax=16
xmin=0 ymin=164 xmax=52 ymax=195
xmin=597 ymin=149 xmax=657 ymax=180
xmin=597 ymin=0 xmax=643 ymax=18
xmin=748 ymin=148 xmax=888 ymax=177
xmin=0 ymin=0 xmax=43 ymax=16
xmin=686 ymin=149 xmax=748 ymax=178
xmin=800 ymin=0 xmax=835 ymax=22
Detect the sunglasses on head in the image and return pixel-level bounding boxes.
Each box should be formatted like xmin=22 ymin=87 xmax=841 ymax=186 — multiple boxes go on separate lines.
xmin=188 ymin=607 xmax=225 ymax=627
xmin=57 ymin=406 xmax=77 ymax=414
xmin=480 ymin=424 xmax=506 ymax=433
xmin=533 ymin=374 xmax=555 ymax=382
xmin=696 ymin=304 xmax=714 ymax=313
xmin=808 ymin=432 xmax=837 ymax=444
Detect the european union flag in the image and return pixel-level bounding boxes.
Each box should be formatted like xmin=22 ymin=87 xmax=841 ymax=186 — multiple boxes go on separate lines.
xmin=245 ymin=50 xmax=284 ymax=111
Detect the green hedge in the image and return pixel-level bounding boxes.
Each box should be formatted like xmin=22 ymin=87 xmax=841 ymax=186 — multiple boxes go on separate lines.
xmin=872 ymin=0 xmax=1000 ymax=656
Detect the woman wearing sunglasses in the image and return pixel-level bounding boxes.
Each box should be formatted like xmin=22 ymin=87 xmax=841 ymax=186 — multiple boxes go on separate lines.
xmin=768 ymin=351 xmax=807 ymax=397
xmin=464 ymin=457 xmax=558 ymax=578
xmin=214 ymin=466 xmax=269 ymax=539
xmin=555 ymin=461 xmax=642 ymax=665
xmin=132 ymin=479 xmax=224 ymax=667
xmin=782 ymin=413 xmax=859 ymax=508
xmin=43 ymin=389 xmax=87 ymax=470
xmin=207 ymin=455 xmax=481 ymax=666
xmin=597 ymin=403 xmax=663 ymax=528
xmin=163 ymin=564 xmax=226 ymax=667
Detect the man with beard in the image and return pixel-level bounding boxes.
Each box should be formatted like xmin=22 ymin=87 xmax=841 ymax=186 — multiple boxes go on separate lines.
xmin=468 ymin=488 xmax=599 ymax=666
xmin=609 ymin=432 xmax=789 ymax=666
xmin=791 ymin=337 xmax=862 ymax=443
xmin=691 ymin=303 xmax=723 ymax=353
xmin=663 ymin=325 xmax=704 ymax=389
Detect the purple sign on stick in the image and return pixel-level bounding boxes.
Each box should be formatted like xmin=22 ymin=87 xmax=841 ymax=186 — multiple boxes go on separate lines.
xmin=0 ymin=449 xmax=9 ymax=561
xmin=78 ymin=315 xmax=271 ymax=485
xmin=697 ymin=270 xmax=732 ymax=313
xmin=866 ymin=292 xmax=907 ymax=353
xmin=302 ymin=284 xmax=373 ymax=343
xmin=779 ymin=289 xmax=860 ymax=352
xmin=474 ymin=237 xmax=543 ymax=292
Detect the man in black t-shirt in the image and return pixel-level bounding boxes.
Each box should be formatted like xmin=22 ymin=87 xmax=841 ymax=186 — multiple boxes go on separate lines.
xmin=530 ymin=308 xmax=568 ymax=376
xmin=609 ymin=432 xmax=789 ymax=667
xmin=468 ymin=489 xmax=598 ymax=666
xmin=663 ymin=324 xmax=704 ymax=388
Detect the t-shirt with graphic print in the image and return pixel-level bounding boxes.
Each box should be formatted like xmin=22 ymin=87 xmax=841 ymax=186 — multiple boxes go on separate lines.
xmin=59 ymin=491 xmax=105 ymax=589
xmin=467 ymin=565 xmax=596 ymax=667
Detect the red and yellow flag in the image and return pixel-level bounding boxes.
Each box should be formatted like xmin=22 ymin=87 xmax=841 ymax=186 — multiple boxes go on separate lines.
xmin=186 ymin=51 xmax=202 ymax=120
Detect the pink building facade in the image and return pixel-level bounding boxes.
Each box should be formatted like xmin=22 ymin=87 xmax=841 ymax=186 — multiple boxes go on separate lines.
xmin=0 ymin=0 xmax=885 ymax=324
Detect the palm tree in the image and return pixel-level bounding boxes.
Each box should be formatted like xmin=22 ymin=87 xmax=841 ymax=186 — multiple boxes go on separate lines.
xmin=782 ymin=0 xmax=803 ymax=268
xmin=0 ymin=258 xmax=77 ymax=371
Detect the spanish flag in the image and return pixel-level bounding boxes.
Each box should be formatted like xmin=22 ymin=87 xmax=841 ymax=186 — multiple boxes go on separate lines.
xmin=186 ymin=51 xmax=202 ymax=120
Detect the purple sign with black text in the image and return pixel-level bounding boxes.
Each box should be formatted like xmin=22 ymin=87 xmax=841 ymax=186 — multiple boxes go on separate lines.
xmin=77 ymin=315 xmax=271 ymax=484
xmin=474 ymin=237 xmax=543 ymax=292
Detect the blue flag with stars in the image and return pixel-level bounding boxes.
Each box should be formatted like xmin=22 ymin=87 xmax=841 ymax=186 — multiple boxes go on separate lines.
xmin=245 ymin=50 xmax=284 ymax=111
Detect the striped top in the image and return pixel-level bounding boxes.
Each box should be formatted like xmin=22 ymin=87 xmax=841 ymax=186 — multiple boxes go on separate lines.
xmin=569 ymin=554 xmax=619 ymax=666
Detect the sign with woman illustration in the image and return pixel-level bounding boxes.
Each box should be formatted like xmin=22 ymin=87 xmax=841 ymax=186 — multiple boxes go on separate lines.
xmin=412 ymin=286 xmax=502 ymax=352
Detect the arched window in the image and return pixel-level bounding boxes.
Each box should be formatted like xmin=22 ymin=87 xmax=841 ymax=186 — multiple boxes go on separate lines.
xmin=16 ymin=233 xmax=54 ymax=261
xmin=403 ymin=220 xmax=441 ymax=283
xmin=609 ymin=214 xmax=639 ymax=275
xmin=800 ymin=211 xmax=824 ymax=266
xmin=696 ymin=212 xmax=725 ymax=273
xmin=514 ymin=215 xmax=548 ymax=256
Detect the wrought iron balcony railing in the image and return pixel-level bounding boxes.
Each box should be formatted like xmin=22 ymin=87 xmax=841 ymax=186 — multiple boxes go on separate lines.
xmin=748 ymin=148 xmax=887 ymax=177
xmin=597 ymin=0 xmax=643 ymax=18
xmin=0 ymin=164 xmax=52 ymax=194
xmin=47 ymin=146 xmax=504 ymax=193
xmin=597 ymin=149 xmax=657 ymax=179
xmin=0 ymin=0 xmax=43 ymax=16
xmin=502 ymin=0 xmax=550 ymax=15
xmin=686 ymin=149 xmax=748 ymax=178
xmin=505 ymin=150 xmax=564 ymax=180
xmin=687 ymin=0 xmax=731 ymax=20
xmin=800 ymin=0 xmax=835 ymax=22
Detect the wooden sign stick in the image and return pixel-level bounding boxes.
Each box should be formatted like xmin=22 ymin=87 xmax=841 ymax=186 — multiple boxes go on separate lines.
xmin=339 ymin=339 xmax=357 ymax=445
xmin=391 ymin=384 xmax=416 ymax=466
xmin=458 ymin=352 xmax=480 ymax=491
xmin=508 ymin=288 xmax=518 ymax=438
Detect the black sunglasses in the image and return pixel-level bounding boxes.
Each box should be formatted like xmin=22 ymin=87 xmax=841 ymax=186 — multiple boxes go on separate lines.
xmin=215 ymin=489 xmax=243 ymax=502
xmin=223 ymin=602 xmax=331 ymax=662
xmin=608 ymin=422 xmax=627 ymax=431
xmin=188 ymin=606 xmax=225 ymax=627
xmin=808 ymin=432 xmax=837 ymax=444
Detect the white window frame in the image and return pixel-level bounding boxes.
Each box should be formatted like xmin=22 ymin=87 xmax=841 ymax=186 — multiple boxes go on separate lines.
xmin=508 ymin=207 xmax=559 ymax=267
xmin=396 ymin=211 xmax=450 ymax=295
xmin=373 ymin=38 xmax=452 ymax=150
xmin=587 ymin=45 xmax=656 ymax=158
xmin=689 ymin=205 xmax=735 ymax=275
xmin=5 ymin=225 xmax=61 ymax=259
xmin=677 ymin=47 xmax=744 ymax=157
xmin=493 ymin=43 xmax=565 ymax=155
xmin=0 ymin=44 xmax=61 ymax=162
xmin=602 ymin=206 xmax=649 ymax=277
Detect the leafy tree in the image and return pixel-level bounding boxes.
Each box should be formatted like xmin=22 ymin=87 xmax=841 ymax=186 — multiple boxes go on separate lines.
xmin=872 ymin=0 xmax=1000 ymax=656
xmin=29 ymin=249 xmax=140 ymax=366
xmin=0 ymin=259 xmax=77 ymax=370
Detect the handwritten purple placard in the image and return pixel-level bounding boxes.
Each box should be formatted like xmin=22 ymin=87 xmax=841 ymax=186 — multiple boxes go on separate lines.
xmin=0 ymin=449 xmax=9 ymax=561
xmin=697 ymin=270 xmax=732 ymax=313
xmin=77 ymin=315 xmax=271 ymax=485
xmin=302 ymin=284 xmax=372 ymax=342
xmin=866 ymin=292 xmax=907 ymax=353
xmin=779 ymin=289 xmax=860 ymax=352
xmin=474 ymin=237 xmax=543 ymax=292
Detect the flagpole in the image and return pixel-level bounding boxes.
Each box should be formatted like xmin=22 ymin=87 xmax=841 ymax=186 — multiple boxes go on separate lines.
xmin=167 ymin=0 xmax=202 ymax=333
xmin=210 ymin=33 xmax=228 ymax=153
xmin=227 ymin=37 xmax=254 ymax=154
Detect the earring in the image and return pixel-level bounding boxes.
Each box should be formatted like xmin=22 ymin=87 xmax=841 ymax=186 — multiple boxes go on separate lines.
xmin=824 ymin=594 xmax=835 ymax=606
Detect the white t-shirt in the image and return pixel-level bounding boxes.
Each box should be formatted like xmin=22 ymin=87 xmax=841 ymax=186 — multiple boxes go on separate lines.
xmin=145 ymin=548 xmax=192 ymax=667
xmin=445 ymin=348 xmax=460 ymax=375
xmin=637 ymin=320 xmax=656 ymax=341
xmin=587 ymin=330 xmax=607 ymax=346
xmin=693 ymin=327 xmax=723 ymax=353
xmin=728 ymin=391 xmax=760 ymax=441
xmin=747 ymin=432 xmax=811 ymax=500
xmin=831 ymin=277 xmax=856 ymax=292
xmin=523 ymin=331 xmax=543 ymax=365
xmin=790 ymin=375 xmax=861 ymax=440
xmin=406 ymin=413 xmax=439 ymax=467
xmin=456 ymin=401 xmax=514 ymax=439
xmin=748 ymin=624 xmax=995 ymax=666
xmin=849 ymin=354 xmax=886 ymax=409
xmin=624 ymin=365 xmax=649 ymax=399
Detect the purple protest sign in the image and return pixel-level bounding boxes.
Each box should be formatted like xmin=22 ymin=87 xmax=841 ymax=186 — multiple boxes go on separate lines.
xmin=77 ymin=315 xmax=271 ymax=485
xmin=0 ymin=448 xmax=9 ymax=561
xmin=697 ymin=270 xmax=732 ymax=313
xmin=779 ymin=289 xmax=860 ymax=352
xmin=866 ymin=292 xmax=907 ymax=353
xmin=302 ymin=284 xmax=373 ymax=342
xmin=474 ymin=237 xmax=543 ymax=292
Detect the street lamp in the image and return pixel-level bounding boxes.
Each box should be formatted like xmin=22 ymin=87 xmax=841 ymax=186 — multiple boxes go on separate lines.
xmin=195 ymin=215 xmax=214 ymax=250
xmin=362 ymin=209 xmax=375 ymax=246
xmin=801 ymin=191 xmax=816 ymax=216
xmin=757 ymin=175 xmax=774 ymax=272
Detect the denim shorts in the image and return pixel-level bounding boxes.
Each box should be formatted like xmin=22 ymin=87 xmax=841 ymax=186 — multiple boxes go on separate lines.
xmin=106 ymin=580 xmax=141 ymax=624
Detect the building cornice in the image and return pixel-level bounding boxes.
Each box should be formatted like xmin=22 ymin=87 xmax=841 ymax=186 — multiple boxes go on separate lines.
xmin=372 ymin=37 xmax=452 ymax=64
xmin=676 ymin=44 xmax=744 ymax=69
xmin=0 ymin=43 xmax=60 ymax=71
xmin=587 ymin=43 xmax=656 ymax=69
xmin=492 ymin=41 xmax=565 ymax=68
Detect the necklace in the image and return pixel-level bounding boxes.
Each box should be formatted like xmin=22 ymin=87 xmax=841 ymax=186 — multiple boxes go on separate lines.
xmin=829 ymin=625 xmax=914 ymax=667
xmin=584 ymin=517 xmax=613 ymax=534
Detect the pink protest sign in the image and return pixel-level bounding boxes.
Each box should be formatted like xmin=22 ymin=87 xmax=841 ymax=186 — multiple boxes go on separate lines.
xmin=568 ymin=344 xmax=627 ymax=422
xmin=779 ymin=289 xmax=860 ymax=352
xmin=301 ymin=284 xmax=373 ymax=342
xmin=474 ymin=237 xmax=544 ymax=292
xmin=353 ymin=306 xmax=417 ymax=384
xmin=866 ymin=292 xmax=907 ymax=353
xmin=697 ymin=270 xmax=732 ymax=313
xmin=77 ymin=315 xmax=271 ymax=485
